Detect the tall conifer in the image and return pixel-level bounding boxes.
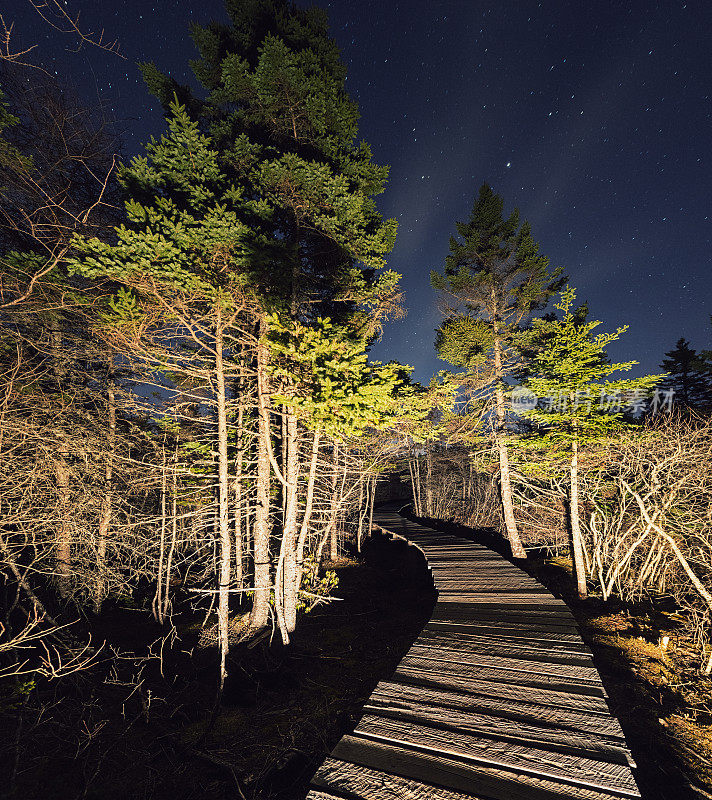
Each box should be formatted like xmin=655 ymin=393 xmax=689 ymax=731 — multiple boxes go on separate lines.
xmin=432 ymin=183 xmax=565 ymax=558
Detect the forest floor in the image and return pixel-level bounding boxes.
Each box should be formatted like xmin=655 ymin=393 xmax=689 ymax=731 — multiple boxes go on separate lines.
xmin=406 ymin=510 xmax=712 ymax=800
xmin=0 ymin=532 xmax=436 ymax=800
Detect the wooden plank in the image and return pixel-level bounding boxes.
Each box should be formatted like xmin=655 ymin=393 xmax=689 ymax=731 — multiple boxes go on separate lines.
xmin=404 ymin=645 xmax=601 ymax=682
xmin=370 ymin=680 xmax=627 ymax=740
xmin=362 ymin=700 xmax=632 ymax=765
xmin=430 ymin=608 xmax=580 ymax=634
xmin=396 ymin=657 xmax=605 ymax=698
xmin=394 ymin=662 xmax=608 ymax=703
xmin=424 ymin=620 xmax=586 ymax=647
xmin=388 ymin=670 xmax=613 ymax=715
xmin=430 ymin=614 xmax=580 ymax=637
xmin=432 ymin=584 xmax=559 ymax=595
xmin=434 ymin=596 xmax=571 ymax=611
xmin=352 ymin=714 xmax=639 ymax=794
xmin=311 ymin=758 xmax=487 ymax=800
xmin=428 ymin=592 xmax=571 ymax=614
xmin=332 ymin=735 xmax=639 ymax=800
xmin=306 ymin=506 xmax=642 ymax=800
xmin=435 ymin=599 xmax=578 ymax=619
xmin=414 ymin=632 xmax=595 ymax=666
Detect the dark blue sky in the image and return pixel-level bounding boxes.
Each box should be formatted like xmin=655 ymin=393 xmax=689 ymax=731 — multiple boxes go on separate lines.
xmin=9 ymin=0 xmax=711 ymax=382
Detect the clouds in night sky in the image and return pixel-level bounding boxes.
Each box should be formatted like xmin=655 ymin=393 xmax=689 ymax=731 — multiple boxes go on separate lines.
xmin=6 ymin=0 xmax=711 ymax=383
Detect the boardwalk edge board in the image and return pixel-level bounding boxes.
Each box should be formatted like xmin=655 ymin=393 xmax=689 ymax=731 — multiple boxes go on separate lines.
xmin=306 ymin=504 xmax=641 ymax=800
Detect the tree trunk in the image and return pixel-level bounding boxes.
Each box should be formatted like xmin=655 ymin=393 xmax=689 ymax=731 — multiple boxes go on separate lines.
xmin=164 ymin=453 xmax=178 ymax=620
xmin=425 ymin=447 xmax=433 ymax=517
xmin=492 ymin=330 xmax=526 ymax=559
xmin=54 ymin=444 xmax=72 ymax=597
xmin=329 ymin=442 xmax=340 ymax=561
xmin=250 ymin=329 xmax=271 ymax=631
xmin=50 ymin=319 xmax=72 ymax=596
xmin=368 ymin=474 xmax=376 ymax=537
xmin=281 ymin=408 xmax=300 ymax=636
xmin=233 ymin=392 xmax=245 ymax=590
xmin=214 ymin=306 xmax=232 ymax=689
xmin=356 ymin=476 xmax=365 ymax=552
xmin=569 ymin=438 xmax=587 ymax=599
xmin=296 ymin=428 xmax=320 ymax=587
xmin=153 ymin=443 xmax=167 ymax=623
xmin=94 ymin=358 xmax=115 ymax=614
xmin=407 ymin=457 xmax=420 ymax=516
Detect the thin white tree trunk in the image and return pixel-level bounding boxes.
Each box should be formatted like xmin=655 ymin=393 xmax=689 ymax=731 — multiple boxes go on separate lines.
xmin=153 ymin=445 xmax=167 ymax=623
xmin=329 ymin=442 xmax=340 ymax=561
xmin=570 ymin=438 xmax=587 ymax=599
xmin=250 ymin=328 xmax=271 ymax=631
xmin=492 ymin=330 xmax=525 ymax=558
xmin=281 ymin=409 xmax=300 ymax=636
xmin=296 ymin=428 xmax=321 ymax=586
xmin=94 ymin=359 xmax=115 ymax=614
xmin=214 ymin=306 xmax=232 ymax=689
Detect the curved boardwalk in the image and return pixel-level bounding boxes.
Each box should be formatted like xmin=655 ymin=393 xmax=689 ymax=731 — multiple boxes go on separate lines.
xmin=307 ymin=504 xmax=641 ymax=800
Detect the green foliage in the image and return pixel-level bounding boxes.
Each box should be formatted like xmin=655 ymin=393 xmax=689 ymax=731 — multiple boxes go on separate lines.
xmin=267 ymin=314 xmax=413 ymax=439
xmin=435 ymin=316 xmax=493 ymax=368
xmin=0 ymin=678 xmax=36 ymax=712
xmin=0 ymin=91 xmax=34 ymax=194
xmin=659 ymin=337 xmax=712 ymax=409
xmin=431 ymin=183 xmax=565 ymax=322
xmin=138 ymin=0 xmax=398 ymax=311
xmin=431 ymin=183 xmax=566 ymax=444
xmin=69 ymin=100 xmax=251 ymax=296
xmin=521 ymin=286 xmax=663 ymax=449
xmin=297 ymin=554 xmax=339 ymax=614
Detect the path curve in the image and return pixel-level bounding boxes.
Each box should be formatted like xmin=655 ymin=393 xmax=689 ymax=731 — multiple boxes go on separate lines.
xmin=307 ymin=503 xmax=641 ymax=800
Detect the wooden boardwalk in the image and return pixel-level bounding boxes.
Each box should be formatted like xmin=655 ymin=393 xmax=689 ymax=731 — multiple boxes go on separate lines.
xmin=307 ymin=504 xmax=641 ymax=800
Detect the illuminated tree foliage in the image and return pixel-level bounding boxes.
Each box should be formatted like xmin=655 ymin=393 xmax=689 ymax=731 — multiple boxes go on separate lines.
xmin=520 ymin=286 xmax=661 ymax=597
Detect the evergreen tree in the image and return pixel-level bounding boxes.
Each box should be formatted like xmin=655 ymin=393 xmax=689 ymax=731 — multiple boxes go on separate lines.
xmin=431 ymin=183 xmax=565 ymax=558
xmin=70 ymin=0 xmax=403 ymax=665
xmin=521 ymin=287 xmax=661 ymax=598
xmin=139 ymin=0 xmax=398 ymax=317
xmin=660 ymin=338 xmax=712 ymax=409
xmin=137 ymin=0 xmax=400 ymax=635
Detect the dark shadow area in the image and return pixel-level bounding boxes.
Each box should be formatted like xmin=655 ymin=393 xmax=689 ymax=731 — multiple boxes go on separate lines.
xmin=0 ymin=532 xmax=437 ymax=800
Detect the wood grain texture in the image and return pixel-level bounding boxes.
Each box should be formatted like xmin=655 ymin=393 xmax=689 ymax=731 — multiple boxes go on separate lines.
xmin=331 ymin=736 xmax=638 ymax=800
xmin=387 ymin=671 xmax=615 ymax=717
xmin=414 ymin=630 xmax=595 ymax=665
xmin=306 ymin=504 xmax=641 ymax=799
xmin=352 ymin=714 xmax=638 ymax=792
xmin=310 ymin=758 xmax=488 ymax=800
xmin=369 ymin=680 xmax=627 ymax=740
xmin=424 ymin=619 xmax=586 ymax=647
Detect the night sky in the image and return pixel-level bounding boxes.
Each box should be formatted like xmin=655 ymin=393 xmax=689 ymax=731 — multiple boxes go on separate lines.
xmin=8 ymin=0 xmax=711 ymax=383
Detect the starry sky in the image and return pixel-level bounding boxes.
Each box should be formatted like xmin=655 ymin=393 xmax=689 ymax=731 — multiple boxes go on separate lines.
xmin=8 ymin=0 xmax=711 ymax=383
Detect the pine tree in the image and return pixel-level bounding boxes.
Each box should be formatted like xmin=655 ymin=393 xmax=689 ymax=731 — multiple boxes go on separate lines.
xmin=521 ymin=287 xmax=661 ymax=598
xmin=71 ymin=0 xmax=403 ymax=659
xmin=660 ymin=338 xmax=712 ymax=409
xmin=431 ymin=183 xmax=565 ymax=558
xmin=140 ymin=1 xmax=401 ymax=638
